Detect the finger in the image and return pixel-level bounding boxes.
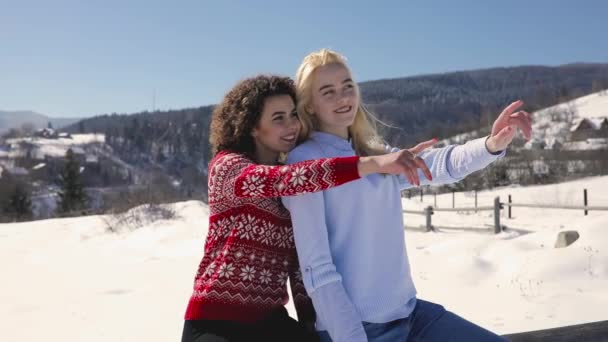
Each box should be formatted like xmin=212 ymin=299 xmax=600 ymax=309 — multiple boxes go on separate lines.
xmin=402 ymin=159 xmax=420 ymax=186
xmin=499 ymin=100 xmax=524 ymax=119
xmin=496 ymin=126 xmax=517 ymax=145
xmin=408 ymin=138 xmax=439 ymax=155
xmin=414 ymin=157 xmax=432 ymax=181
xmin=510 ymin=111 xmax=532 ymax=128
xmin=402 ymin=164 xmax=416 ymax=186
xmin=397 ymin=157 xmax=415 ymax=184
xmin=507 ymin=116 xmax=532 ymax=139
xmin=508 ymin=115 xmax=533 ymax=139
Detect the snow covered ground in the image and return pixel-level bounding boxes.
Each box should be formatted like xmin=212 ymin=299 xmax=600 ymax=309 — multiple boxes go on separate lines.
xmin=538 ymin=91 xmax=608 ymax=120
xmin=4 ymin=133 xmax=105 ymax=159
xmin=1 ymin=176 xmax=607 ymax=341
xmin=403 ymin=175 xmax=608 ymax=334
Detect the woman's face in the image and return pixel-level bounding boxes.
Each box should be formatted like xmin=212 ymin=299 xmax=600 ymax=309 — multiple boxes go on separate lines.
xmin=310 ymin=63 xmax=359 ymax=137
xmin=252 ymin=94 xmax=301 ymax=156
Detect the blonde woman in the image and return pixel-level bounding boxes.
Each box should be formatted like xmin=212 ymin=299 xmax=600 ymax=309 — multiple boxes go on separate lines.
xmin=282 ymin=49 xmax=532 ymax=342
xmin=182 ymin=74 xmax=439 ymax=342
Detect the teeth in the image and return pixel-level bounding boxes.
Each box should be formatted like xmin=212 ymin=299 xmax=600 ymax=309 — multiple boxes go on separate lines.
xmin=335 ymin=106 xmax=351 ymax=113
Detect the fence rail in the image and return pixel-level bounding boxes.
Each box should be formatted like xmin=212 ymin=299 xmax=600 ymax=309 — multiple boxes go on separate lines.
xmin=404 ymin=188 xmax=608 ymax=215
xmin=432 ymin=206 xmax=495 ymax=212
xmin=403 ymin=188 xmax=607 ymax=234
xmin=505 ymin=203 xmax=608 ymax=210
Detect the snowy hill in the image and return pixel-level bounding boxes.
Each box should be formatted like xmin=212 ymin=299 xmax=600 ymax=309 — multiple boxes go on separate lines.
xmin=443 ymin=91 xmax=608 ymax=151
xmin=0 ymin=133 xmax=139 ymax=218
xmin=0 ymin=110 xmax=82 ymax=134
xmin=1 ymin=176 xmax=607 ymax=340
xmin=537 ymin=90 xmax=608 ymax=120
xmin=4 ymin=133 xmax=106 ymax=159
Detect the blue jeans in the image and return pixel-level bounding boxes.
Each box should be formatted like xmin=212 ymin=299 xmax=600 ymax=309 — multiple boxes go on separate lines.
xmin=318 ymin=299 xmax=507 ymax=342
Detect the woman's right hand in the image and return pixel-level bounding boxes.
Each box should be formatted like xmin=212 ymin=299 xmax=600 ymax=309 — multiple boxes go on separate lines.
xmin=357 ymin=139 xmax=436 ymax=186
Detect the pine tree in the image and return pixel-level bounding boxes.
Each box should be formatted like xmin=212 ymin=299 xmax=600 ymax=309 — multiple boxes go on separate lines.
xmin=2 ymin=182 xmax=33 ymax=222
xmin=57 ymin=148 xmax=88 ymax=216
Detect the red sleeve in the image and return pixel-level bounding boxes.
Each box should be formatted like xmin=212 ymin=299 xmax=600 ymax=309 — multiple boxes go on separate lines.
xmin=208 ymin=151 xmax=360 ymax=201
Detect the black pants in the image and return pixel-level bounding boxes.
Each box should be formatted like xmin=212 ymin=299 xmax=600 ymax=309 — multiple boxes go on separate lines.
xmin=182 ymin=307 xmax=319 ymax=342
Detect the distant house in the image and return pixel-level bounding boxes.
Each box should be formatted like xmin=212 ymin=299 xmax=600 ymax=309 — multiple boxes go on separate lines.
xmin=34 ymin=128 xmax=58 ymax=139
xmin=570 ymin=117 xmax=608 ymax=141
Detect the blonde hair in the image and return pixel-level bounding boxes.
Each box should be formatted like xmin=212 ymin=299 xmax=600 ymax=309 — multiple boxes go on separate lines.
xmin=295 ymin=48 xmax=386 ymax=156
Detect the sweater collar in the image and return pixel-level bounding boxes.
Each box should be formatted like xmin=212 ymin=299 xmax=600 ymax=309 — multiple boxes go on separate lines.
xmin=311 ymin=131 xmax=353 ymax=151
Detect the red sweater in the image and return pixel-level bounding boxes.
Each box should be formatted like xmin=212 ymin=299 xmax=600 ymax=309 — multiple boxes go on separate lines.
xmin=185 ymin=151 xmax=360 ymax=323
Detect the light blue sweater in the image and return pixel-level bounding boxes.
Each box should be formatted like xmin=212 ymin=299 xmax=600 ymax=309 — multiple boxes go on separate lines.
xmin=282 ymin=131 xmax=505 ymax=342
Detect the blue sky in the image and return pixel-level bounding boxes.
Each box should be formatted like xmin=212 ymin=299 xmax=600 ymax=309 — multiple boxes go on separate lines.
xmin=1 ymin=0 xmax=606 ymax=118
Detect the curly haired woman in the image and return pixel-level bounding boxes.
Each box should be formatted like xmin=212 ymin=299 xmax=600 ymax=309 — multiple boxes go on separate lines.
xmin=182 ymin=75 xmax=431 ymax=342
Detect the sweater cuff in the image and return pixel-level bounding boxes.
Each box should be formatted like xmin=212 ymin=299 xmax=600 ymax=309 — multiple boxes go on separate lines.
xmin=473 ymin=136 xmax=506 ymax=159
xmin=484 ymin=135 xmax=505 ymax=156
xmin=330 ymin=156 xmax=361 ymax=184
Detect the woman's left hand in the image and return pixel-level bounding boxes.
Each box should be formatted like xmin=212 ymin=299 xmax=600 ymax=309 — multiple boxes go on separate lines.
xmin=486 ymin=100 xmax=533 ymax=153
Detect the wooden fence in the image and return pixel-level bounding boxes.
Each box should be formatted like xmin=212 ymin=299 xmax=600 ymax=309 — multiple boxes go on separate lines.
xmin=403 ymin=188 xmax=608 ymax=233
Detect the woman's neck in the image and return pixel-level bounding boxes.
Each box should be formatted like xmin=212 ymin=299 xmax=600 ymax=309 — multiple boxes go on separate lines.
xmin=318 ymin=124 xmax=349 ymax=140
xmin=254 ymin=148 xmax=279 ymax=165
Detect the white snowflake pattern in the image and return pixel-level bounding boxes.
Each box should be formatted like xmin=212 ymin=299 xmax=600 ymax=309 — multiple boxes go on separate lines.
xmin=239 ymin=265 xmax=256 ymax=281
xmin=205 ymin=262 xmax=216 ymax=276
xmin=239 ymin=215 xmax=258 ymax=240
xmin=290 ymin=167 xmax=308 ymax=186
xmin=218 ymin=263 xmax=235 ymax=278
xmin=275 ymin=182 xmax=285 ymax=192
xmin=259 ymin=221 xmax=275 ymax=245
xmin=259 ymin=269 xmax=272 ymax=284
xmin=214 ymin=215 xmax=241 ymax=241
xmin=241 ymin=175 xmax=265 ymax=196
xmin=271 ymin=230 xmax=282 ymax=246
xmin=277 ymin=228 xmax=291 ymax=248
xmin=276 ymin=271 xmax=289 ymax=284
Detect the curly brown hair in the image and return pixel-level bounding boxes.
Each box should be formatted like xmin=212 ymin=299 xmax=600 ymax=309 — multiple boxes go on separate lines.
xmin=210 ymin=75 xmax=297 ymax=158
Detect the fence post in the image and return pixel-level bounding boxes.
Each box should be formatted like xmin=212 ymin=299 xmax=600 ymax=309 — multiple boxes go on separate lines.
xmin=475 ymin=190 xmax=478 ymax=213
xmin=584 ymin=189 xmax=588 ymax=216
xmin=508 ymin=194 xmax=512 ymax=219
xmin=494 ymin=196 xmax=501 ymax=234
xmin=434 ymin=192 xmax=437 ymax=208
xmin=424 ymin=206 xmax=433 ymax=232
xmin=452 ymin=190 xmax=455 ymax=208
xmin=408 ymin=190 xmax=411 ymax=199
xmin=420 ymin=188 xmax=423 ymax=202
